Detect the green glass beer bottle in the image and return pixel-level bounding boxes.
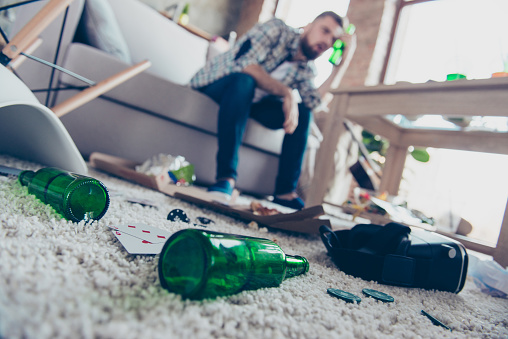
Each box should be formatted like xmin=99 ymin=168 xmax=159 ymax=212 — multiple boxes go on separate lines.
xmin=158 ymin=229 xmax=309 ymax=299
xmin=13 ymin=166 xmax=110 ymax=223
xmin=179 ymin=3 xmax=190 ymax=25
xmin=329 ymin=39 xmax=345 ymax=65
xmin=329 ymin=23 xmax=356 ymax=65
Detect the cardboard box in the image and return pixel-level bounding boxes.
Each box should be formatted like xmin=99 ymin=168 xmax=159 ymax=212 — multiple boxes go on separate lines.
xmin=89 ymin=152 xmax=330 ymax=234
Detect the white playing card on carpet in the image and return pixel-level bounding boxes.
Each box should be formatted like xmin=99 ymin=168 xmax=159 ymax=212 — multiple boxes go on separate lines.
xmin=109 ymin=224 xmax=170 ymax=243
xmin=109 ymin=223 xmax=171 ymax=254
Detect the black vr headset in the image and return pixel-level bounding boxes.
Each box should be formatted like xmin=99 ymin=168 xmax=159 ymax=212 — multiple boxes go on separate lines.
xmin=320 ymin=222 xmax=468 ymax=293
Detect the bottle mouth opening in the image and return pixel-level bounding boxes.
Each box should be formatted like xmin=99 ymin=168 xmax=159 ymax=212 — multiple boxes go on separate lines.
xmin=285 ymin=254 xmax=309 ymax=278
xmin=158 ymin=230 xmax=209 ymax=298
xmin=65 ymin=181 xmax=110 ymax=222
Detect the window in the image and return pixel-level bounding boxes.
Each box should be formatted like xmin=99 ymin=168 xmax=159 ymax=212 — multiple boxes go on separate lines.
xmin=384 ymin=0 xmax=508 ymax=244
xmin=401 ymin=149 xmax=508 ymax=244
xmin=383 ymin=0 xmax=508 ymax=131
xmin=385 ymin=0 xmax=508 ymax=84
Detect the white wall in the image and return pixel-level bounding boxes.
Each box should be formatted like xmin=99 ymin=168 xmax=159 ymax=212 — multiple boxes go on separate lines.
xmin=138 ymin=0 xmax=243 ymax=38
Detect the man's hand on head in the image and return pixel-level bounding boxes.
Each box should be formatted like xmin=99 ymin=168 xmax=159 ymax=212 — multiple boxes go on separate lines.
xmin=337 ymin=33 xmax=357 ymax=65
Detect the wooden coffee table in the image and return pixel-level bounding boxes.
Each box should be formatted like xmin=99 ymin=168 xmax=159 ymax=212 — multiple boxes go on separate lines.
xmin=306 ymin=77 xmax=508 ymax=266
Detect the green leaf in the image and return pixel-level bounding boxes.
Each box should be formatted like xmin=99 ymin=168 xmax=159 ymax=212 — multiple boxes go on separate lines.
xmin=411 ymin=148 xmax=430 ymax=162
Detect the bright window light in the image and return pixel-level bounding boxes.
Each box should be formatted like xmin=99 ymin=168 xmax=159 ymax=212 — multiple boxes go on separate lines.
xmin=386 ymin=0 xmax=508 ymax=84
xmin=386 ymin=0 xmax=508 ymax=244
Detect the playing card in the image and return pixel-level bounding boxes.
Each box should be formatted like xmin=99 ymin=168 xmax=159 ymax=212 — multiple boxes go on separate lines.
xmin=111 ymin=229 xmax=166 ymax=255
xmin=108 ymin=223 xmax=171 ymax=255
xmin=109 ymin=223 xmax=170 ymax=244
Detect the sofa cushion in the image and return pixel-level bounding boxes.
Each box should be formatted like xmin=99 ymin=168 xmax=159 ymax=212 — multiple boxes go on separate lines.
xmin=74 ymin=0 xmax=132 ymax=63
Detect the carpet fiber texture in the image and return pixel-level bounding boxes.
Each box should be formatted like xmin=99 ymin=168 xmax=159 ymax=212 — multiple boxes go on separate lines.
xmin=0 ymin=155 xmax=507 ymax=339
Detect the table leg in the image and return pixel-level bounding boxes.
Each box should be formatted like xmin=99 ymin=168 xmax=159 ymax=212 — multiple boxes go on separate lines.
xmin=306 ymin=93 xmax=350 ymax=206
xmin=493 ymin=199 xmax=508 ymax=268
xmin=380 ymin=144 xmax=407 ymax=195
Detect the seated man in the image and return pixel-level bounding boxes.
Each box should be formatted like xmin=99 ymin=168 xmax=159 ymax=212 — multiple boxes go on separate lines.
xmin=190 ymin=11 xmax=353 ymax=209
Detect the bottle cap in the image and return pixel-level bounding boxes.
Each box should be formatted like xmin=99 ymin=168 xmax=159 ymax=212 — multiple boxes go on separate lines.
xmin=327 ymin=288 xmax=361 ymax=304
xmin=362 ymin=288 xmax=394 ymax=302
xmin=167 ymin=209 xmax=191 ymax=223
xmin=168 ymin=209 xmax=215 ymax=227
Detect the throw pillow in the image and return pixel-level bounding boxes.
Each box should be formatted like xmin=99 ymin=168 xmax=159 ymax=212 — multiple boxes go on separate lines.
xmin=74 ymin=0 xmax=132 ymax=63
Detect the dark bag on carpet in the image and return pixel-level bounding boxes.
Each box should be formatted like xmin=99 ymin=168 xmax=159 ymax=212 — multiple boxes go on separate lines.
xmin=320 ymin=223 xmax=468 ymax=293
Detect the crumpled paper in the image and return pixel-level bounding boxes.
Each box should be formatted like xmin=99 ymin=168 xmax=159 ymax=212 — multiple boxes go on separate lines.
xmin=468 ymin=254 xmax=508 ymax=298
xmin=135 ymin=154 xmax=195 ymax=185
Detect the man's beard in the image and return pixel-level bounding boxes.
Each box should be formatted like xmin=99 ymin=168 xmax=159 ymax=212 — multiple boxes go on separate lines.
xmin=300 ymin=36 xmax=320 ymax=60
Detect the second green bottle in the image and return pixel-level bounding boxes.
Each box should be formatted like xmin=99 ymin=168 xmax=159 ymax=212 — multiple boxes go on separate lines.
xmin=158 ymin=229 xmax=309 ymax=299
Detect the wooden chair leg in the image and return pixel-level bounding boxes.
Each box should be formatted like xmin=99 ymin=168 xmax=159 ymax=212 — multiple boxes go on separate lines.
xmin=1 ymin=0 xmax=73 ymax=61
xmin=7 ymin=38 xmax=43 ymax=71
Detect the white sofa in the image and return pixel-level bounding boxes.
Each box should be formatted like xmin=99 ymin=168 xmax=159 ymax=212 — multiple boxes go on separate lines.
xmin=10 ymin=0 xmax=297 ymax=196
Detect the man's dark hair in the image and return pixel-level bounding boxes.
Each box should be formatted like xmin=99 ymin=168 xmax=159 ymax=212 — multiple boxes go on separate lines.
xmin=314 ymin=11 xmax=343 ymax=28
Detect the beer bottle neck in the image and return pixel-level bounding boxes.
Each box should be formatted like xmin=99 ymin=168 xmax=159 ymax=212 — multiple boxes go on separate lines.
xmin=284 ymin=255 xmax=309 ymax=279
xmin=18 ymin=170 xmax=35 ymax=186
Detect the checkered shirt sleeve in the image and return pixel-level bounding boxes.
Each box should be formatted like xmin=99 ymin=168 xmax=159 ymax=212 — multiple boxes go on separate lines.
xmin=189 ymin=18 xmax=322 ymax=111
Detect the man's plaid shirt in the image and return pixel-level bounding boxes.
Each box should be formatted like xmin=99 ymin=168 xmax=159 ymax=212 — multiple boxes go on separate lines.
xmin=189 ymin=18 xmax=322 ymax=111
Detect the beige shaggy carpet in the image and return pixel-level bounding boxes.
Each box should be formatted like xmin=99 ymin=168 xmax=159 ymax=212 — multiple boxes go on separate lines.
xmin=0 ymin=154 xmax=507 ymax=339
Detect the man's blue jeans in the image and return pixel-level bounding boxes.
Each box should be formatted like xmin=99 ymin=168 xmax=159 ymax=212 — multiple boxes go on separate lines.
xmin=197 ymin=73 xmax=311 ymax=195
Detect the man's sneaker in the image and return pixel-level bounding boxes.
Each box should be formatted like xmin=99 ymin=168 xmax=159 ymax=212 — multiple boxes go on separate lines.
xmin=207 ymin=180 xmax=234 ymax=200
xmin=272 ymin=196 xmax=305 ymax=210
